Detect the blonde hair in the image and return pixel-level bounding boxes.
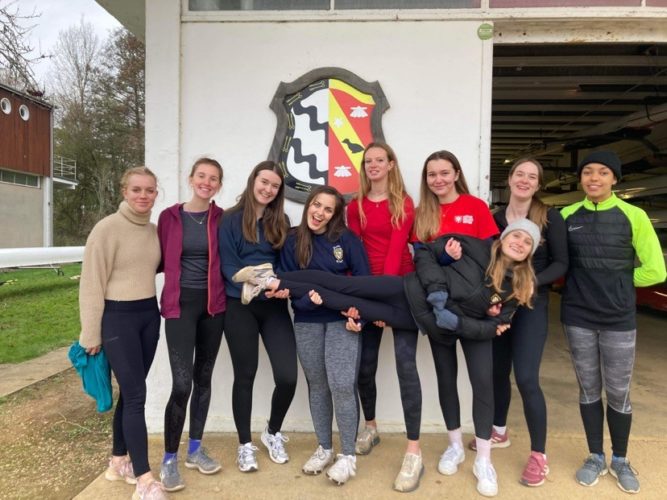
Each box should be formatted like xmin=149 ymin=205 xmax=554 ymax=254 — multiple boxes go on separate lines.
xmin=120 ymin=166 xmax=157 ymax=189
xmin=508 ymin=157 xmax=548 ymax=231
xmin=486 ymin=239 xmax=535 ymax=307
xmin=354 ymin=142 xmax=409 ymax=228
xmin=414 ymin=150 xmax=470 ymax=242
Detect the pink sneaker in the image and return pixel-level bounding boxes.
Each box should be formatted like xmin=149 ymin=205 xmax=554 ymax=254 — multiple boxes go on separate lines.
xmin=132 ymin=480 xmax=167 ymax=500
xmin=105 ymin=456 xmax=137 ymax=485
xmin=468 ymin=430 xmax=511 ymax=451
xmin=520 ymin=451 xmax=549 ymax=487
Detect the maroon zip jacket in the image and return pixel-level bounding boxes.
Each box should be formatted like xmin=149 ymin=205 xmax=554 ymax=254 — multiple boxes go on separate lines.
xmin=157 ymin=201 xmax=225 ymax=319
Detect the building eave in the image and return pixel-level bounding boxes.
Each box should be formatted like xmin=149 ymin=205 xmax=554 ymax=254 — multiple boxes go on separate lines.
xmin=95 ymin=0 xmax=145 ymax=41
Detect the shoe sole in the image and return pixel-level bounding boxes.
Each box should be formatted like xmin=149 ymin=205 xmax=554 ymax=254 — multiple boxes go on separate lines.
xmin=609 ymin=468 xmax=640 ymax=494
xmin=576 ymin=467 xmax=608 ymax=487
xmin=232 ymin=264 xmax=272 ymax=283
xmin=185 ymin=462 xmax=222 ymax=474
xmin=327 ymin=473 xmax=350 ymax=486
xmin=355 ymin=435 xmax=380 ymax=455
xmin=104 ymin=470 xmax=138 ymax=485
xmin=260 ymin=433 xmax=289 ymax=464
xmin=238 ymin=464 xmax=258 ymax=473
xmin=393 ymin=464 xmax=425 ymax=493
xmin=162 ymin=483 xmax=186 ymax=492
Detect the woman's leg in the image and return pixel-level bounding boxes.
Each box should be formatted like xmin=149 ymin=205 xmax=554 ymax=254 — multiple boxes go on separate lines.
xmin=564 ymin=325 xmax=605 ymax=455
xmin=294 ymin=322 xmax=333 ymax=450
xmin=102 ymin=298 xmax=160 ymax=477
xmin=428 ymin=337 xmax=461 ymax=430
xmin=599 ymin=329 xmax=636 ymax=458
xmin=460 ymin=338 xmax=494 ymax=441
xmin=224 ymin=298 xmax=261 ymax=444
xmin=393 ymin=328 xmax=422 ymax=442
xmin=357 ymin=323 xmax=383 ymax=423
xmin=511 ymin=295 xmax=549 ymax=453
xmin=163 ymin=290 xmax=200 ymax=454
xmin=278 ymin=272 xmax=416 ymax=329
xmin=491 ymin=327 xmax=513 ymax=429
xmin=324 ymin=321 xmax=362 ymax=456
xmin=189 ymin=308 xmax=224 ymax=441
xmin=257 ymin=299 xmax=298 ymax=434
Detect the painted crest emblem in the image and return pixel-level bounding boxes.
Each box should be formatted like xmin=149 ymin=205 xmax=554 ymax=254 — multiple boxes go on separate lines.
xmin=270 ymin=67 xmax=389 ymax=203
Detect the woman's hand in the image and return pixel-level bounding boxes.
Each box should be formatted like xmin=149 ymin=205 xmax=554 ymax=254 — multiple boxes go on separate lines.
xmin=345 ymin=317 xmax=363 ymax=333
xmin=373 ymin=320 xmax=386 ymax=328
xmin=341 ymin=307 xmax=360 ymax=320
xmin=308 ymin=290 xmax=322 ymax=305
xmin=265 ymin=288 xmax=290 ymax=299
xmin=444 ymin=238 xmax=462 ymax=260
xmin=85 ymin=345 xmax=102 ymax=355
xmin=487 ymin=304 xmax=502 ymax=317
xmin=496 ymin=324 xmax=511 ymax=336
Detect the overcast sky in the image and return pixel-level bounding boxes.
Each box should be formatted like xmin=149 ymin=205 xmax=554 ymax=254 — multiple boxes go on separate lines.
xmin=16 ymin=0 xmax=121 ymax=84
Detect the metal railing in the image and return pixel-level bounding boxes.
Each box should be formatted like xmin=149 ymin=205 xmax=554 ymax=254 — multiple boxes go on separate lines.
xmin=53 ymin=156 xmax=77 ymax=182
xmin=0 ymin=247 xmax=84 ymax=269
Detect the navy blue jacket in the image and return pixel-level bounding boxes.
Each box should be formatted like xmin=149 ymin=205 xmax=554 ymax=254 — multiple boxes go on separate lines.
xmin=280 ymin=229 xmax=370 ymax=323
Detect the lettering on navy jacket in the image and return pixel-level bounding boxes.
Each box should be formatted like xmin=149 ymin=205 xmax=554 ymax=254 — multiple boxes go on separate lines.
xmin=157 ymin=202 xmax=226 ymax=318
xmin=405 ymin=234 xmax=519 ymax=344
xmin=561 ymin=193 xmax=666 ymax=330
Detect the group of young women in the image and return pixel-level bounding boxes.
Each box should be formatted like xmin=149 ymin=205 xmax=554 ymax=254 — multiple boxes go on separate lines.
xmin=78 ymin=144 xmax=664 ymax=499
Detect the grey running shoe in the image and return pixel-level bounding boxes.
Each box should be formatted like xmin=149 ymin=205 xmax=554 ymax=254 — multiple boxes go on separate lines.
xmin=393 ymin=452 xmax=424 ymax=492
xmin=159 ymin=458 xmax=185 ymax=492
xmin=302 ymin=445 xmax=334 ymax=475
xmin=355 ymin=426 xmax=380 ymax=455
xmin=237 ymin=443 xmax=259 ymax=472
xmin=610 ymin=457 xmax=640 ymax=494
xmin=261 ymin=426 xmax=290 ymax=464
xmin=185 ymin=447 xmax=222 ymax=474
xmin=232 ymin=263 xmax=275 ymax=283
xmin=576 ymin=454 xmax=608 ymax=487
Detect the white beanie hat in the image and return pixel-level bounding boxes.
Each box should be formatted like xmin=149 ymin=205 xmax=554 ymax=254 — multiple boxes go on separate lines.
xmin=500 ymin=218 xmax=541 ymax=256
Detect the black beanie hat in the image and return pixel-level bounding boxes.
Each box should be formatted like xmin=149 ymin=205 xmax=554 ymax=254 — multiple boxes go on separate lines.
xmin=577 ymin=151 xmax=622 ymax=181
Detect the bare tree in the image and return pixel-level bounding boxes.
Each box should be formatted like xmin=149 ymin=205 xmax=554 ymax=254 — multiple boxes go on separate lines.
xmin=0 ymin=0 xmax=40 ymax=89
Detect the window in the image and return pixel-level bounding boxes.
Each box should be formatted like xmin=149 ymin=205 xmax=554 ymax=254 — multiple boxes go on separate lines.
xmin=0 ymin=169 xmax=40 ymax=188
xmin=18 ymin=104 xmax=30 ymax=121
xmin=189 ymin=0 xmax=479 ymax=9
xmin=0 ymin=97 xmax=10 ymax=114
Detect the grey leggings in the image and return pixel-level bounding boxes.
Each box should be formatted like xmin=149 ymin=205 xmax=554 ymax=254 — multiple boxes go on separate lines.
xmin=294 ymin=321 xmax=361 ymax=456
xmin=564 ymin=325 xmax=635 ymax=413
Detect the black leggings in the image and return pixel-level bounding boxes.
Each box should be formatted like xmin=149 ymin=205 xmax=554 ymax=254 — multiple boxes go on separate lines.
xmin=277 ymin=271 xmax=416 ymax=329
xmin=429 ymin=336 xmax=493 ymax=440
xmin=102 ymin=297 xmax=160 ymax=477
xmin=224 ymin=297 xmax=297 ymax=444
xmin=164 ymin=288 xmax=224 ymax=453
xmin=278 ymin=270 xmax=424 ymax=439
xmin=493 ymin=292 xmax=549 ymax=453
xmin=357 ymin=323 xmax=422 ymax=440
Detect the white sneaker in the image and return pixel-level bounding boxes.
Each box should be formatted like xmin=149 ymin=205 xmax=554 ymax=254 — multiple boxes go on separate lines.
xmin=237 ymin=443 xmax=259 ymax=472
xmin=438 ymin=444 xmax=465 ymax=475
xmin=326 ymin=454 xmax=357 ymax=485
xmin=473 ymin=457 xmax=498 ymax=497
xmin=261 ymin=426 xmax=289 ymax=464
xmin=302 ymin=445 xmax=334 ymax=475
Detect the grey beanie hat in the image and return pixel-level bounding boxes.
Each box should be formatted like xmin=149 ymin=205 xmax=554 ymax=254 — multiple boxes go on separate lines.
xmin=501 ymin=218 xmax=541 ymax=256
xmin=577 ymin=150 xmax=622 ymax=181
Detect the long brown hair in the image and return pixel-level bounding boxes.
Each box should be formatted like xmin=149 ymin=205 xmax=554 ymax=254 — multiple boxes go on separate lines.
xmin=354 ymin=142 xmax=409 ymax=228
xmin=414 ymin=150 xmax=470 ymax=242
xmin=508 ymin=157 xmax=548 ymax=231
xmin=486 ymin=238 xmax=535 ymax=307
xmin=189 ymin=157 xmax=223 ymax=181
xmin=227 ymin=160 xmax=288 ymax=249
xmin=295 ymin=186 xmax=347 ymax=269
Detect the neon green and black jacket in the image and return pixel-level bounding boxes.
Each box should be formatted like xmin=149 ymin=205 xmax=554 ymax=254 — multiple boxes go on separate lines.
xmin=561 ymin=193 xmax=666 ymax=330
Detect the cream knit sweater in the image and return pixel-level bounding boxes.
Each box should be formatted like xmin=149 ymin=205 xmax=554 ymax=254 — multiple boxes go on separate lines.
xmin=78 ymin=201 xmax=161 ymax=348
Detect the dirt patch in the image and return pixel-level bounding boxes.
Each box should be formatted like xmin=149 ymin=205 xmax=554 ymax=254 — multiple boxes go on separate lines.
xmin=0 ymin=369 xmax=112 ymax=500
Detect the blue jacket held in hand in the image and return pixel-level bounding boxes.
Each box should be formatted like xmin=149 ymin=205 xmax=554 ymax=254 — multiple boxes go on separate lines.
xmin=68 ymin=341 xmax=113 ymax=412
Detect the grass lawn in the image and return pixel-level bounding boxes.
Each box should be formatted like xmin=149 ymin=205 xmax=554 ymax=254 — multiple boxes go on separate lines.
xmin=0 ymin=264 xmax=81 ymax=363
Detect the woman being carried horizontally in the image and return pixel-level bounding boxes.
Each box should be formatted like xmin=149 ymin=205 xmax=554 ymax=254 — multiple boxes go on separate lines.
xmin=279 ymin=185 xmax=371 ymax=485
xmin=79 ymin=166 xmax=166 ymax=500
xmin=157 ymin=158 xmax=226 ymax=492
